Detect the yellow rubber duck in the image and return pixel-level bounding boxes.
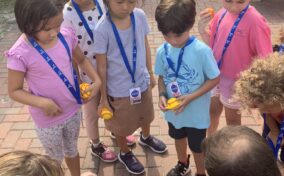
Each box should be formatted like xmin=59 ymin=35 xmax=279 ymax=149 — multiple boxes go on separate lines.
xmin=80 ymin=82 xmax=91 ymax=99
xmin=101 ymin=108 xmax=113 ymax=120
xmin=165 ymin=98 xmax=181 ymax=110
xmin=207 ymin=7 xmax=215 ymax=17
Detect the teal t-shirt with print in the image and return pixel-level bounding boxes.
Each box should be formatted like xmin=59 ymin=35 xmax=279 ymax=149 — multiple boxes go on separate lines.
xmin=155 ymin=37 xmax=220 ymax=129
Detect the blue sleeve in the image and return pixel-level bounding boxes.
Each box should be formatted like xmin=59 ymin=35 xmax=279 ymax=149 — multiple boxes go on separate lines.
xmin=93 ymin=21 xmax=108 ymax=54
xmin=154 ymin=45 xmax=167 ymax=76
xmin=202 ymin=47 xmax=220 ymax=79
xmin=135 ymin=8 xmax=150 ymax=36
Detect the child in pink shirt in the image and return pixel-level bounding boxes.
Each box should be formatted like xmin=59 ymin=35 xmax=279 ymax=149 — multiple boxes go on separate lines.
xmin=198 ymin=0 xmax=272 ymax=135
xmin=5 ymin=0 xmax=101 ymax=175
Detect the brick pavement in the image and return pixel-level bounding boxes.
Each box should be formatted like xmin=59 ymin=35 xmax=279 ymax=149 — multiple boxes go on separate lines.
xmin=0 ymin=0 xmax=283 ymax=175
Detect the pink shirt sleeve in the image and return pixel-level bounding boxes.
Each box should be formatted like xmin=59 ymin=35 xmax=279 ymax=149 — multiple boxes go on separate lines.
xmin=5 ymin=36 xmax=28 ymax=73
xmin=60 ymin=27 xmax=78 ymax=51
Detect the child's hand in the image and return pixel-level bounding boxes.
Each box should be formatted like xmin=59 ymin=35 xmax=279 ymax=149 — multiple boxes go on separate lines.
xmin=198 ymin=9 xmax=213 ymax=35
xmin=159 ymin=96 xmax=167 ymax=112
xmin=98 ymin=101 xmax=113 ymax=117
xmin=40 ymin=98 xmax=62 ymax=117
xmin=81 ymin=82 xmax=100 ymax=103
xmin=150 ymin=74 xmax=157 ymax=89
xmin=174 ymin=94 xmax=193 ymax=114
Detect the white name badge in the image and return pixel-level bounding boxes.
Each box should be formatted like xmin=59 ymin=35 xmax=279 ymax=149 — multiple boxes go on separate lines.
xmin=168 ymin=81 xmax=181 ymax=97
xmin=129 ymin=87 xmax=142 ymax=105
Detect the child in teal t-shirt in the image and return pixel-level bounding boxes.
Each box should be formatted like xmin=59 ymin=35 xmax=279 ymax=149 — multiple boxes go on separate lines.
xmin=154 ymin=0 xmax=220 ymax=175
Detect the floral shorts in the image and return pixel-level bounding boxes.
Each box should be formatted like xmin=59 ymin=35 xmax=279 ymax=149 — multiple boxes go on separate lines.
xmin=35 ymin=112 xmax=81 ymax=162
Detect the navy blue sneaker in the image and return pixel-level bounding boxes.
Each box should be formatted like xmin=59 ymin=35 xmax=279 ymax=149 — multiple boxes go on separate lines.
xmin=138 ymin=133 xmax=167 ymax=153
xmin=118 ymin=151 xmax=144 ymax=175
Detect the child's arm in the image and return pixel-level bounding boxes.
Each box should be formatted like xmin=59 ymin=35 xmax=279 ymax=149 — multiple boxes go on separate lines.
xmin=175 ymin=75 xmax=220 ymax=114
xmin=8 ymin=69 xmax=62 ymax=116
xmin=158 ymin=76 xmax=167 ymax=111
xmin=72 ymin=60 xmax=82 ymax=84
xmin=145 ymin=36 xmax=156 ymax=88
xmin=73 ymin=46 xmax=101 ymax=98
xmin=198 ymin=9 xmax=212 ymax=45
xmin=96 ymin=53 xmax=112 ymax=114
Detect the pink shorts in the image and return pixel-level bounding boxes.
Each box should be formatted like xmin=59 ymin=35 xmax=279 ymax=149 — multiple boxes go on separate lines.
xmin=211 ymin=75 xmax=240 ymax=109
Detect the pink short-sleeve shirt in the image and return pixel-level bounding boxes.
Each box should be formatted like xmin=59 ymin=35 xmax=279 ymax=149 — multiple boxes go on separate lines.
xmin=209 ymin=6 xmax=272 ymax=79
xmin=5 ymin=27 xmax=80 ymax=128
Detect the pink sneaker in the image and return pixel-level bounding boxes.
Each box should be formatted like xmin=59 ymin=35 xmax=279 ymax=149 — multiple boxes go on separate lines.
xmin=91 ymin=142 xmax=117 ymax=162
xmin=110 ymin=132 xmax=136 ymax=146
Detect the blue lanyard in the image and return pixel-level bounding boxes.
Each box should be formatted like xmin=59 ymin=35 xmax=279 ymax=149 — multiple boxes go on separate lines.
xmin=164 ymin=36 xmax=195 ymax=79
xmin=109 ymin=12 xmax=137 ymax=83
xmin=213 ymin=5 xmax=250 ymax=68
xmin=279 ymin=44 xmax=284 ymax=55
xmin=264 ymin=113 xmax=284 ymax=158
xmin=71 ymin=0 xmax=103 ymax=42
xmin=28 ymin=33 xmax=82 ymax=104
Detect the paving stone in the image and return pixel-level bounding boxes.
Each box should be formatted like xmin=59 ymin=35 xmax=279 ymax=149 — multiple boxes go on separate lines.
xmin=0 ymin=122 xmax=13 ymax=139
xmin=1 ymin=130 xmax=21 ymax=148
xmin=3 ymin=114 xmax=30 ymax=122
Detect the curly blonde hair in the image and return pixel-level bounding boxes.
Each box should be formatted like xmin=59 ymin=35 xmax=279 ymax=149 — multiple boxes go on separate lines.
xmin=0 ymin=150 xmax=64 ymax=176
xmin=235 ymin=53 xmax=284 ymax=109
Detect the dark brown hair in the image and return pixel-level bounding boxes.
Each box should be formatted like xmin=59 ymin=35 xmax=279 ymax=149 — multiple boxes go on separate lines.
xmin=14 ymin=0 xmax=64 ymax=38
xmin=202 ymin=126 xmax=281 ymax=176
xmin=155 ymin=0 xmax=196 ymax=35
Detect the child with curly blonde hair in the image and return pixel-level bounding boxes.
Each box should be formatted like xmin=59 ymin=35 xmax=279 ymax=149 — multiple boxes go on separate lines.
xmin=235 ymin=53 xmax=284 ymax=161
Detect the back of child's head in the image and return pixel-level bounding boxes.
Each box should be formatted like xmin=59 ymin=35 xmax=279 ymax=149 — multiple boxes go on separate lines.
xmin=202 ymin=126 xmax=281 ymax=176
xmin=155 ymin=0 xmax=196 ymax=35
xmin=235 ymin=54 xmax=284 ymax=109
xmin=0 ymin=150 xmax=64 ymax=176
xmin=14 ymin=0 xmax=64 ymax=38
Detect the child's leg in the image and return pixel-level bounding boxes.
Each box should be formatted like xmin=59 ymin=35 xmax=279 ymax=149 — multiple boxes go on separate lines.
xmin=187 ymin=128 xmax=206 ymax=175
xmin=116 ymin=135 xmax=130 ymax=153
xmin=167 ymin=123 xmax=190 ymax=176
xmin=62 ymin=112 xmax=81 ymax=176
xmin=224 ymin=107 xmax=241 ymax=126
xmin=83 ymin=95 xmax=117 ymax=162
xmin=192 ymin=152 xmax=205 ymax=175
xmin=35 ymin=124 xmax=64 ymax=162
xmin=208 ymin=96 xmax=223 ymax=135
xmin=65 ymin=154 xmax=80 ymax=176
xmin=83 ymin=95 xmax=100 ymax=144
xmin=175 ymin=138 xmax=188 ymax=164
xmin=141 ymin=124 xmax=150 ymax=137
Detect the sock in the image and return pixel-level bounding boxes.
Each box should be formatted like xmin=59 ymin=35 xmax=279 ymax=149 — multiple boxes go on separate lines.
xmin=120 ymin=151 xmax=127 ymax=155
xmin=142 ymin=134 xmax=149 ymax=140
xmin=92 ymin=141 xmax=101 ymax=148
